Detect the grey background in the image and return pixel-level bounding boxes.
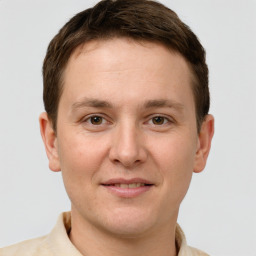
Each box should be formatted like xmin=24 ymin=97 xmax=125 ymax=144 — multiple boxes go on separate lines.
xmin=0 ymin=1 xmax=255 ymax=255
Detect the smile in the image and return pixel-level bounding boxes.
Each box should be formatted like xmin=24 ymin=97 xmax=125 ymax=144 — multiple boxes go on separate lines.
xmin=101 ymin=179 xmax=153 ymax=198
xmin=104 ymin=183 xmax=149 ymax=188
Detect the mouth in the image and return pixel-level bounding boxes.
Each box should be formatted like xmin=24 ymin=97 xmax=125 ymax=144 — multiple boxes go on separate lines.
xmin=101 ymin=179 xmax=154 ymax=198
xmin=103 ymin=183 xmax=152 ymax=188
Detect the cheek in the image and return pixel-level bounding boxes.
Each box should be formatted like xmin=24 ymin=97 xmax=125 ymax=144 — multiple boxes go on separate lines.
xmin=150 ymin=134 xmax=196 ymax=198
xmin=151 ymin=132 xmax=197 ymax=168
xmin=57 ymin=133 xmax=108 ymax=191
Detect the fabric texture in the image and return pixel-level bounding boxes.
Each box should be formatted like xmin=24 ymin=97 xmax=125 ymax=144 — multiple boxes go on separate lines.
xmin=0 ymin=212 xmax=209 ymax=256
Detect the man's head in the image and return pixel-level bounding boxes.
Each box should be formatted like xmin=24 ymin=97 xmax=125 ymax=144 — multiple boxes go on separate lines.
xmin=40 ymin=0 xmax=214 ymax=241
xmin=43 ymin=0 xmax=209 ymax=133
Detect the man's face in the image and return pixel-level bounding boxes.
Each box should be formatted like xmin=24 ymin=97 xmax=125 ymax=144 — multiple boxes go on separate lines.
xmin=41 ymin=38 xmax=212 ymax=237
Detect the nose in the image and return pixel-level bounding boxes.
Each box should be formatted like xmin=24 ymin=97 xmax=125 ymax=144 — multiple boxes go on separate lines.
xmin=109 ymin=122 xmax=147 ymax=168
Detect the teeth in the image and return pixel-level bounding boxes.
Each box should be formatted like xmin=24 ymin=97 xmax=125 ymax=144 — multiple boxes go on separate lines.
xmin=120 ymin=184 xmax=129 ymax=188
xmin=113 ymin=183 xmax=145 ymax=188
xmin=128 ymin=183 xmax=137 ymax=188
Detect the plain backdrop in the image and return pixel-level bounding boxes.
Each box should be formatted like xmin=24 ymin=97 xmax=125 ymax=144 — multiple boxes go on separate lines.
xmin=0 ymin=0 xmax=255 ymax=255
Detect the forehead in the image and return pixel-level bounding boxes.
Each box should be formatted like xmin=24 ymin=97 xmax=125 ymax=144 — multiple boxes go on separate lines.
xmin=61 ymin=38 xmax=195 ymax=110
xmin=70 ymin=38 xmax=190 ymax=69
xmin=65 ymin=38 xmax=193 ymax=82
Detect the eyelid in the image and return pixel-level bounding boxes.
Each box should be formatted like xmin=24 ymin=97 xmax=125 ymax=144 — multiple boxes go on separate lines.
xmin=82 ymin=114 xmax=110 ymax=125
xmin=80 ymin=113 xmax=174 ymax=127
xmin=147 ymin=114 xmax=173 ymax=123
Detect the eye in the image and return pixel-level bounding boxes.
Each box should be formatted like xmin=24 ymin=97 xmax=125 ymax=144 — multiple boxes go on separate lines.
xmin=150 ymin=116 xmax=170 ymax=125
xmin=90 ymin=116 xmax=103 ymax=125
xmin=84 ymin=115 xmax=107 ymax=125
xmin=81 ymin=114 xmax=111 ymax=131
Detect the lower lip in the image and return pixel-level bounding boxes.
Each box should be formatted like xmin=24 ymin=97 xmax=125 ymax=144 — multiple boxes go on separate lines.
xmin=102 ymin=185 xmax=152 ymax=198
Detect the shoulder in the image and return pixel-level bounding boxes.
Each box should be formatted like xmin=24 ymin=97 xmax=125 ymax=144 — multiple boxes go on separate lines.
xmin=187 ymin=246 xmax=210 ymax=256
xmin=0 ymin=235 xmax=52 ymax=256
xmin=175 ymin=224 xmax=210 ymax=256
xmin=0 ymin=212 xmax=77 ymax=256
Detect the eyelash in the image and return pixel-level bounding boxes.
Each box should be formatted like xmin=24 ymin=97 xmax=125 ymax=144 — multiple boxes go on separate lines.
xmin=147 ymin=115 xmax=172 ymax=126
xmin=82 ymin=114 xmax=173 ymax=127
xmin=83 ymin=115 xmax=109 ymax=126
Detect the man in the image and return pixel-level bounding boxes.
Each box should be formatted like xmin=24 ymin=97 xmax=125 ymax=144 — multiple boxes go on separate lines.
xmin=1 ymin=0 xmax=214 ymax=255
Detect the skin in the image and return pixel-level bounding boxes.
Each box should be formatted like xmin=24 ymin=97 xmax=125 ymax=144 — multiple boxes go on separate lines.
xmin=40 ymin=38 xmax=214 ymax=256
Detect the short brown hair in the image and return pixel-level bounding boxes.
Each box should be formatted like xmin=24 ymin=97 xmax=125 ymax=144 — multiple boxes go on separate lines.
xmin=43 ymin=0 xmax=209 ymax=132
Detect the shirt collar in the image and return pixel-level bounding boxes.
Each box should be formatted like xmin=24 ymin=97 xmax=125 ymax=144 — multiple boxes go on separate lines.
xmin=45 ymin=212 xmax=193 ymax=256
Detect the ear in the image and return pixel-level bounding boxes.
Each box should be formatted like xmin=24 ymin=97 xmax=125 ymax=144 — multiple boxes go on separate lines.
xmin=39 ymin=112 xmax=61 ymax=172
xmin=193 ymin=114 xmax=214 ymax=173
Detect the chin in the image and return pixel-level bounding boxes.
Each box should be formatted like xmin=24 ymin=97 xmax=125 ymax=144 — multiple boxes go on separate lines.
xmin=97 ymin=207 xmax=160 ymax=238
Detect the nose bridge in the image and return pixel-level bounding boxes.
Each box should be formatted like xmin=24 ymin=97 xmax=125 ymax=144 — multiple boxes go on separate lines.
xmin=109 ymin=119 xmax=146 ymax=167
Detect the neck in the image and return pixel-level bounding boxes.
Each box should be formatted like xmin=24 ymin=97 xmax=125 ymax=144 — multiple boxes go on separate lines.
xmin=69 ymin=211 xmax=178 ymax=256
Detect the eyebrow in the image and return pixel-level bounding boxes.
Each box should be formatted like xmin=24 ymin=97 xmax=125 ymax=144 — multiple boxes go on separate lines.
xmin=72 ymin=98 xmax=113 ymax=110
xmin=143 ymin=99 xmax=184 ymax=111
xmin=71 ymin=97 xmax=184 ymax=112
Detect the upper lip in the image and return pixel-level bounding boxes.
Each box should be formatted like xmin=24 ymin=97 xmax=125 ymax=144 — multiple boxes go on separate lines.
xmin=101 ymin=178 xmax=153 ymax=185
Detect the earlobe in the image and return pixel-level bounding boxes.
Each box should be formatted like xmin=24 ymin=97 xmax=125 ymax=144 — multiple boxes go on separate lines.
xmin=193 ymin=114 xmax=214 ymax=173
xmin=39 ymin=112 xmax=61 ymax=172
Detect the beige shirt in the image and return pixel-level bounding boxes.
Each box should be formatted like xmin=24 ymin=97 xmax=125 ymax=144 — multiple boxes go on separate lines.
xmin=0 ymin=212 xmax=209 ymax=256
